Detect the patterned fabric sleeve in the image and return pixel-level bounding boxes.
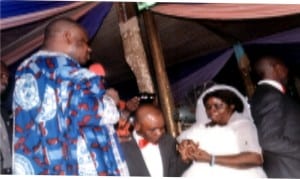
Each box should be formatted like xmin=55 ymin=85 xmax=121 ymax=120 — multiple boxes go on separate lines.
xmin=13 ymin=52 xmax=123 ymax=175
xmin=66 ymin=69 xmax=121 ymax=175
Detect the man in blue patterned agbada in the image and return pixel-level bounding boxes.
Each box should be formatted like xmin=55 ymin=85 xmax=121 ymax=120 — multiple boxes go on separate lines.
xmin=12 ymin=18 xmax=128 ymax=175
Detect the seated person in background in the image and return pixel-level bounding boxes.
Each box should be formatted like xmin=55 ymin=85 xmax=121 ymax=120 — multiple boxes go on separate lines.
xmin=177 ymin=84 xmax=266 ymax=177
xmin=120 ymin=104 xmax=190 ymax=177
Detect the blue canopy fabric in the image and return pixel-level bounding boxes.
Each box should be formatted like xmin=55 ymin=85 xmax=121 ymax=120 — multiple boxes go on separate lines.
xmin=1 ymin=2 xmax=112 ymax=65
xmin=169 ymin=27 xmax=300 ymax=102
xmin=0 ymin=1 xmax=113 ymax=110
xmin=1 ymin=1 xmax=73 ymax=18
xmin=1 ymin=2 xmax=300 ymax=105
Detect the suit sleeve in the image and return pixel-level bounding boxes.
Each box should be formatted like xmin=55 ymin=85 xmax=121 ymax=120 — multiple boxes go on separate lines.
xmin=251 ymin=92 xmax=300 ymax=160
xmin=165 ymin=135 xmax=191 ymax=176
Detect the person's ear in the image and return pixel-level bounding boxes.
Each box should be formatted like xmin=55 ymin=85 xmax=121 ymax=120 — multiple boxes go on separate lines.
xmin=63 ymin=31 xmax=72 ymax=44
xmin=273 ymin=63 xmax=280 ymax=72
xmin=134 ymin=122 xmax=141 ymax=132
xmin=229 ymin=104 xmax=235 ymax=112
xmin=275 ymin=63 xmax=287 ymax=74
xmin=273 ymin=64 xmax=285 ymax=79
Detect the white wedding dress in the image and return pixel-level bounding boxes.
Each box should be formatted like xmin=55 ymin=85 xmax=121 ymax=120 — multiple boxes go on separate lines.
xmin=178 ymin=121 xmax=266 ymax=178
xmin=177 ymin=85 xmax=267 ymax=178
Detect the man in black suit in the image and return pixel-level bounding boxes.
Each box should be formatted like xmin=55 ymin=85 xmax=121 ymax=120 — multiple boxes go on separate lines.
xmin=120 ymin=104 xmax=190 ymax=177
xmin=250 ymin=56 xmax=300 ymax=178
xmin=0 ymin=61 xmax=12 ymax=174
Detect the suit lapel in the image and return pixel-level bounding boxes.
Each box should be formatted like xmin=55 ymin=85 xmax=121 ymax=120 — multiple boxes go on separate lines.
xmin=122 ymin=137 xmax=150 ymax=176
xmin=159 ymin=135 xmax=169 ymax=176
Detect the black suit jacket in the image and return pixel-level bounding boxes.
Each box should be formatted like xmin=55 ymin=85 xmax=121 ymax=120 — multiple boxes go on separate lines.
xmin=250 ymin=84 xmax=300 ymax=178
xmin=120 ymin=133 xmax=190 ymax=177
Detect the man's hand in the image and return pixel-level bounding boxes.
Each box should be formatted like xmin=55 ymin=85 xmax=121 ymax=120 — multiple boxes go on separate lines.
xmin=125 ymin=96 xmax=140 ymax=112
xmin=190 ymin=147 xmax=211 ymax=162
xmin=178 ymin=139 xmax=199 ymax=162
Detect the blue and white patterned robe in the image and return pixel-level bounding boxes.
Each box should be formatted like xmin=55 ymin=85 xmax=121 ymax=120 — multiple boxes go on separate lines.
xmin=13 ymin=50 xmax=127 ymax=175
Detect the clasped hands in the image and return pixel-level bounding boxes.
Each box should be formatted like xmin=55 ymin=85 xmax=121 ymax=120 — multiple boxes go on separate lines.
xmin=178 ymin=139 xmax=211 ymax=163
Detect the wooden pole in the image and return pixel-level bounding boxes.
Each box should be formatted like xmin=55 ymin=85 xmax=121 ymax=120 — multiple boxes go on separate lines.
xmin=238 ymin=56 xmax=255 ymax=98
xmin=143 ymin=10 xmax=178 ymax=137
xmin=233 ymin=43 xmax=255 ymax=98
xmin=117 ymin=2 xmax=155 ymax=93
xmin=200 ymin=22 xmax=255 ymax=98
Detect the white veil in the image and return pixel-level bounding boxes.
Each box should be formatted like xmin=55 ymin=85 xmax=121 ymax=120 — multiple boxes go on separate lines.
xmin=177 ymin=84 xmax=253 ymax=142
xmin=195 ymin=84 xmax=253 ymax=125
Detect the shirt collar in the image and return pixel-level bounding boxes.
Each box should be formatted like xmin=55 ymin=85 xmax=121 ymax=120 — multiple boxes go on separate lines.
xmin=258 ymin=79 xmax=285 ymax=93
xmin=133 ymin=130 xmax=144 ymax=143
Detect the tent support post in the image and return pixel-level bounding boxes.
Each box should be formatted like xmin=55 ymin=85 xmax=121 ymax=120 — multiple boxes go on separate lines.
xmin=117 ymin=2 xmax=155 ymax=93
xmin=143 ymin=10 xmax=178 ymax=137
xmin=233 ymin=43 xmax=255 ymax=98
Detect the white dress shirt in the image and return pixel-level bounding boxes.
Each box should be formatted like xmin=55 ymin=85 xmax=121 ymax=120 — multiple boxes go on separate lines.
xmin=133 ymin=130 xmax=163 ymax=177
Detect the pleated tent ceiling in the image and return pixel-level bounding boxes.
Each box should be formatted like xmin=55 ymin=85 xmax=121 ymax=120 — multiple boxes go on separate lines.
xmin=1 ymin=2 xmax=300 ymax=102
xmin=1 ymin=1 xmax=113 ymax=66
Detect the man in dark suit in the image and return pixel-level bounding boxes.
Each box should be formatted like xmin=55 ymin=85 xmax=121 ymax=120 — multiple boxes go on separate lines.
xmin=250 ymin=56 xmax=300 ymax=178
xmin=0 ymin=61 xmax=12 ymax=174
xmin=120 ymin=104 xmax=190 ymax=177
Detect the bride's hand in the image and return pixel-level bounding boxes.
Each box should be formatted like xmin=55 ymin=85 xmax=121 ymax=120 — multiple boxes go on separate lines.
xmin=191 ymin=148 xmax=211 ymax=163
xmin=178 ymin=140 xmax=191 ymax=162
xmin=178 ymin=140 xmax=199 ymax=162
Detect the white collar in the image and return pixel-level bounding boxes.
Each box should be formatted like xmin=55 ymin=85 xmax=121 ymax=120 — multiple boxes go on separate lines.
xmin=258 ymin=79 xmax=285 ymax=93
xmin=34 ymin=50 xmax=76 ymax=62
xmin=133 ymin=130 xmax=143 ymax=143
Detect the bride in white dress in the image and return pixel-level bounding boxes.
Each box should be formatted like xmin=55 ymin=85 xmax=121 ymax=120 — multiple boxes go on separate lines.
xmin=177 ymin=84 xmax=267 ymax=178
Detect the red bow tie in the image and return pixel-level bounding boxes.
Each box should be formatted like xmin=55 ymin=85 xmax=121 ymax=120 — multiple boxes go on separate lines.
xmin=138 ymin=138 xmax=149 ymax=148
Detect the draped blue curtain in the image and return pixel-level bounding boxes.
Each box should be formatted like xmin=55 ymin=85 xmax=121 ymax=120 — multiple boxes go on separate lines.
xmin=170 ymin=27 xmax=300 ymax=102
xmin=1 ymin=1 xmax=73 ymax=18
xmin=79 ymin=2 xmax=113 ymax=39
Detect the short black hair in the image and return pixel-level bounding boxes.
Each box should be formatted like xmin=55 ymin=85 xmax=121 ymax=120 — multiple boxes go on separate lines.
xmin=203 ymin=89 xmax=244 ymax=113
xmin=254 ymin=55 xmax=286 ymax=79
xmin=44 ymin=17 xmax=83 ymax=43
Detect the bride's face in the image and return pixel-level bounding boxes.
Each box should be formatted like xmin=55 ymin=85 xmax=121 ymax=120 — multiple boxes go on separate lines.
xmin=204 ymin=97 xmax=235 ymax=125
